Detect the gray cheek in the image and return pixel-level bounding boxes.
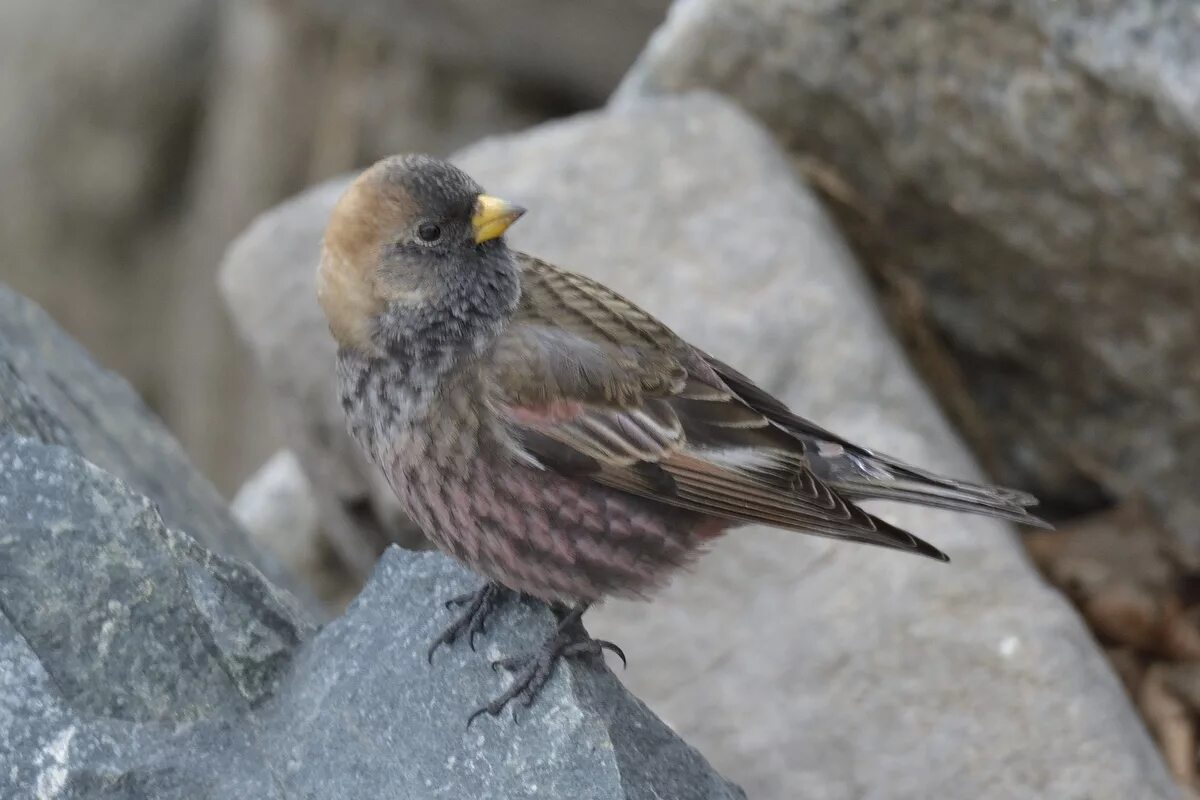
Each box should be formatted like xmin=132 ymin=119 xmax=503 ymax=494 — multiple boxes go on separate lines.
xmin=379 ymin=247 xmax=438 ymax=293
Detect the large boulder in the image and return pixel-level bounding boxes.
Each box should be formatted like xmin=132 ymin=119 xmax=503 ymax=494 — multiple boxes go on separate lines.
xmin=220 ymin=93 xmax=1179 ymax=798
xmin=0 ymin=436 xmax=742 ymax=800
xmin=618 ymin=0 xmax=1200 ymax=544
xmin=0 ymin=283 xmax=313 ymax=605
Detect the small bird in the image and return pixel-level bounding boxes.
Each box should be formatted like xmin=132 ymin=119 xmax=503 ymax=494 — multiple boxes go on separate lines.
xmin=317 ymin=154 xmax=1046 ymax=721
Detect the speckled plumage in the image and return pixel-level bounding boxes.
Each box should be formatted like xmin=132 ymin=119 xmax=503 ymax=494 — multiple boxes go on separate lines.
xmin=337 ymin=305 xmax=717 ymax=605
xmin=321 ymin=154 xmax=1047 ymax=608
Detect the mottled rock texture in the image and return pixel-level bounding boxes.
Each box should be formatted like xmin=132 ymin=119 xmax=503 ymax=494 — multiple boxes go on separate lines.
xmin=0 ymin=283 xmax=305 ymax=600
xmin=0 ymin=438 xmax=741 ymax=800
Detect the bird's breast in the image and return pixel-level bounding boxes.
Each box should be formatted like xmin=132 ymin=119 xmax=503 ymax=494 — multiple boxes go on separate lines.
xmin=336 ymin=349 xmax=504 ymax=477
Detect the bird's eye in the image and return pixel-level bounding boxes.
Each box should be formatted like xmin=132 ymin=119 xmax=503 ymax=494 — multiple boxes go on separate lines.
xmin=417 ymin=223 xmax=442 ymax=243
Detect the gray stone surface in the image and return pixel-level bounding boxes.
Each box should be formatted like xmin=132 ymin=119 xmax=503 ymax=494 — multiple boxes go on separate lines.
xmin=0 ymin=437 xmax=741 ymax=799
xmin=225 ymin=93 xmax=1179 ymax=798
xmin=0 ymin=283 xmax=309 ymax=603
xmin=619 ymin=0 xmax=1200 ymax=544
xmin=0 ymin=438 xmax=309 ymax=726
xmin=232 ymin=449 xmax=357 ymax=609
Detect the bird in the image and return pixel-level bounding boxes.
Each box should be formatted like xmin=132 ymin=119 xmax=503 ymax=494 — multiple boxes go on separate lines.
xmin=317 ymin=154 xmax=1047 ymax=722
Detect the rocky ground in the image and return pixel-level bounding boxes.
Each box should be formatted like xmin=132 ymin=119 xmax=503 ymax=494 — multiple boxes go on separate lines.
xmin=0 ymin=284 xmax=308 ymax=606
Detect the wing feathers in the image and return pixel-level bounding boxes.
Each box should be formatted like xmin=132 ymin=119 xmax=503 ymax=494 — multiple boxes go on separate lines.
xmin=495 ymin=254 xmax=1039 ymax=563
xmin=562 ymin=403 xmax=680 ymax=464
xmin=704 ymin=353 xmax=1046 ymax=527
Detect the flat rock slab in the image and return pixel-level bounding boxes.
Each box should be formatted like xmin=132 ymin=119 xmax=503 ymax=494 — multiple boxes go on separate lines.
xmin=219 ymin=92 xmax=1177 ymax=797
xmin=0 ymin=436 xmax=742 ymax=799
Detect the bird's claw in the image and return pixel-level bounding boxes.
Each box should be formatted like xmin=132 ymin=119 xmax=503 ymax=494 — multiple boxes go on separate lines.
xmin=489 ymin=638 xmax=623 ymax=671
xmin=590 ymin=639 xmax=627 ymax=670
xmin=468 ymin=654 xmax=555 ymax=726
xmin=427 ymin=582 xmax=509 ymax=663
xmin=467 ymin=605 xmax=627 ymax=726
xmin=444 ymin=593 xmax=472 ymax=610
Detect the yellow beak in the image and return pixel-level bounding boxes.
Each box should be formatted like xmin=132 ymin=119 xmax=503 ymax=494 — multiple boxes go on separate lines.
xmin=472 ymin=195 xmax=526 ymax=243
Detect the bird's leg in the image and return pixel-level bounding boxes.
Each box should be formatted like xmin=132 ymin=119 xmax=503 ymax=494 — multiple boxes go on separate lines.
xmin=427 ymin=581 xmax=511 ymax=663
xmin=467 ymin=603 xmax=626 ymax=726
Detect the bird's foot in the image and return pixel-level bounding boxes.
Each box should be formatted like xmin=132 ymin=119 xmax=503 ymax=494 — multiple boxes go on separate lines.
xmin=467 ymin=605 xmax=625 ymax=726
xmin=427 ymin=581 xmax=510 ymax=663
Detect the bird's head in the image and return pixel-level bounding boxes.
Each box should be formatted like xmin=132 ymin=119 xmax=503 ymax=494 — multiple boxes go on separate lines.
xmin=317 ymin=154 xmax=526 ymax=352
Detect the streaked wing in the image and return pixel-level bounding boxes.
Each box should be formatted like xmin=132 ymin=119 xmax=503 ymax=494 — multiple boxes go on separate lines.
xmin=704 ymin=356 xmax=1048 ymax=528
xmin=489 ymin=254 xmax=949 ymax=560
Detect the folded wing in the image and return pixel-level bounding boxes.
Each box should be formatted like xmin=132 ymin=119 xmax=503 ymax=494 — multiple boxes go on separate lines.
xmin=491 ymin=255 xmax=970 ymax=561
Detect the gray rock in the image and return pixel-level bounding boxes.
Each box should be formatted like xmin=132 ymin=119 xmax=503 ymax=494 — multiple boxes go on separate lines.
xmin=0 ymin=436 xmax=311 ymax=798
xmin=232 ymin=450 xmax=358 ymax=610
xmin=0 ymin=437 xmax=310 ymax=726
xmin=0 ymin=437 xmax=742 ymax=799
xmin=231 ymin=451 xmax=321 ymax=564
xmin=0 ymin=283 xmax=311 ymax=605
xmin=619 ymin=0 xmax=1200 ymax=545
xmin=269 ymin=551 xmax=745 ymax=800
xmin=225 ymin=93 xmax=1179 ymax=798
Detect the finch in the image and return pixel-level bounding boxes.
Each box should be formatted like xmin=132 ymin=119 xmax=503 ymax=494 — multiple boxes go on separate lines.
xmin=317 ymin=154 xmax=1046 ymax=720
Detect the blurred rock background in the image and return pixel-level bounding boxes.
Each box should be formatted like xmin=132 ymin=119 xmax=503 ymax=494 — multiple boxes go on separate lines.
xmin=0 ymin=0 xmax=667 ymax=495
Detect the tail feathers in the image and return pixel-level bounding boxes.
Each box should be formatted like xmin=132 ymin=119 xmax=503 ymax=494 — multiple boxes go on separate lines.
xmin=832 ymin=451 xmax=1051 ymax=529
xmin=768 ymin=503 xmax=951 ymax=563
xmin=706 ymin=354 xmax=1045 ymax=522
xmin=844 ymin=511 xmax=950 ymax=563
xmin=837 ymin=481 xmax=1050 ymax=527
xmin=877 ymin=455 xmax=1040 ymax=506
